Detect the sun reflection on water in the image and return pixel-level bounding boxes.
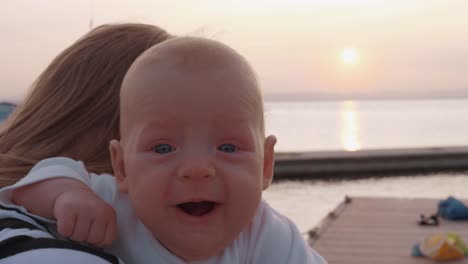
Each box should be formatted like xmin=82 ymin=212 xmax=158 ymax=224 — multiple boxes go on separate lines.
xmin=341 ymin=100 xmax=361 ymax=151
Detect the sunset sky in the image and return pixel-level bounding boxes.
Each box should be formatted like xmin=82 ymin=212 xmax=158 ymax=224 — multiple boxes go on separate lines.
xmin=1 ymin=0 xmax=468 ymax=101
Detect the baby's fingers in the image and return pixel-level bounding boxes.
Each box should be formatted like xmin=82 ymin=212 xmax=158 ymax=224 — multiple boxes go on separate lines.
xmin=100 ymin=217 xmax=117 ymax=246
xmin=70 ymin=214 xmax=92 ymax=242
xmin=86 ymin=218 xmax=107 ymax=246
xmin=56 ymin=212 xmax=76 ymax=237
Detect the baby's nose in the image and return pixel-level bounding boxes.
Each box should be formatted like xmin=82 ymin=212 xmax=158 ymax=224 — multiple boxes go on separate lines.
xmin=176 ymin=156 xmax=215 ymax=181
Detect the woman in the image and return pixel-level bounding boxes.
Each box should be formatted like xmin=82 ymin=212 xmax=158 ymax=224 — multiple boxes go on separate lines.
xmin=0 ymin=23 xmax=171 ymax=263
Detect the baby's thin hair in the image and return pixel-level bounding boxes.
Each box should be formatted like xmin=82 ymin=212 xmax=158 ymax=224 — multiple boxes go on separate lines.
xmin=121 ymin=36 xmax=266 ymax=136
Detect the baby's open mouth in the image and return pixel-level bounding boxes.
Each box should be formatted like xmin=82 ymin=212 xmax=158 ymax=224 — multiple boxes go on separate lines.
xmin=177 ymin=201 xmax=217 ymax=217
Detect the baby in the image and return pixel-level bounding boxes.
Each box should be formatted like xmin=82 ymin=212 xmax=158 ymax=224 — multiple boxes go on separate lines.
xmin=2 ymin=37 xmax=326 ymax=263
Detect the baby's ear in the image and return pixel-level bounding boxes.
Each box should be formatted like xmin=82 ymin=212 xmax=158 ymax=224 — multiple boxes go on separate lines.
xmin=262 ymin=135 xmax=277 ymax=190
xmin=110 ymin=140 xmax=128 ymax=193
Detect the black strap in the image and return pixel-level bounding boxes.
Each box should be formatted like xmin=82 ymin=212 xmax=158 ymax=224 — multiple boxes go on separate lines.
xmin=0 ymin=204 xmax=49 ymax=231
xmin=0 ymin=235 xmax=119 ymax=263
xmin=0 ymin=217 xmax=41 ymax=231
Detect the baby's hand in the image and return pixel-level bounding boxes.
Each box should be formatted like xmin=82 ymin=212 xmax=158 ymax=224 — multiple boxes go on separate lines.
xmin=54 ymin=187 xmax=117 ymax=247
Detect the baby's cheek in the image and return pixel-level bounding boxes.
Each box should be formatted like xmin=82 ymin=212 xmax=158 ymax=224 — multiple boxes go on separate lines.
xmin=228 ymin=183 xmax=261 ymax=233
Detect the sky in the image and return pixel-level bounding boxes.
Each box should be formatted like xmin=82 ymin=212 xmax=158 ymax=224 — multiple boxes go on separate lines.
xmin=1 ymin=0 xmax=468 ymax=101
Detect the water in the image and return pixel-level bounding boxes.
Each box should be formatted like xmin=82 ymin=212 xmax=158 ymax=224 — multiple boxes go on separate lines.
xmin=265 ymin=99 xmax=468 ymax=152
xmin=262 ymin=99 xmax=468 ymax=232
xmin=0 ymin=103 xmax=15 ymax=123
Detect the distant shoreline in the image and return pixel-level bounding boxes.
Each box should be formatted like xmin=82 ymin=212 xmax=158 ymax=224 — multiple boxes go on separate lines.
xmin=2 ymin=95 xmax=467 ymax=104
xmin=264 ymin=93 xmax=468 ymax=102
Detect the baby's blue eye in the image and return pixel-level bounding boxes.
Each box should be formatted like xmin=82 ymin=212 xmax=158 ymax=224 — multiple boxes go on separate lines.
xmin=153 ymin=144 xmax=174 ymax=154
xmin=218 ymin=144 xmax=237 ymax=153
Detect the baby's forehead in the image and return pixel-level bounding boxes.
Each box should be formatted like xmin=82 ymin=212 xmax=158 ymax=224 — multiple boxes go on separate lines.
xmin=122 ymin=37 xmax=257 ymax=97
xmin=120 ymin=37 xmax=264 ymax=138
xmin=136 ymin=37 xmax=245 ymax=72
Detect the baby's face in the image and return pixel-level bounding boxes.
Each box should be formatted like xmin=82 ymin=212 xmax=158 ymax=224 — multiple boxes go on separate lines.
xmin=111 ymin=46 xmax=276 ymax=261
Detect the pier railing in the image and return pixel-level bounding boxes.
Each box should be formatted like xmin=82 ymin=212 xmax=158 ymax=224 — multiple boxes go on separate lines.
xmin=274 ymin=146 xmax=468 ymax=180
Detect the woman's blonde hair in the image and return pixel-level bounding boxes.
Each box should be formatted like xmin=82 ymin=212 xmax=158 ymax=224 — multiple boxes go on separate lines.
xmin=0 ymin=23 xmax=171 ymax=187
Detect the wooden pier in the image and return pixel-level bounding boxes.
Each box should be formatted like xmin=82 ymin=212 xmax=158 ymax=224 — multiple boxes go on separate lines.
xmin=274 ymin=147 xmax=468 ymax=180
xmin=309 ymin=197 xmax=468 ymax=264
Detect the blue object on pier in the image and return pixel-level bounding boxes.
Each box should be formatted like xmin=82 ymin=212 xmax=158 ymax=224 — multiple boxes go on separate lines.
xmin=438 ymin=197 xmax=468 ymax=220
xmin=411 ymin=243 xmax=424 ymax=257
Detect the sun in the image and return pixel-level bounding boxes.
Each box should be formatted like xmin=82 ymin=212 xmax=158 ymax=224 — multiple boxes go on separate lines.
xmin=340 ymin=48 xmax=359 ymax=65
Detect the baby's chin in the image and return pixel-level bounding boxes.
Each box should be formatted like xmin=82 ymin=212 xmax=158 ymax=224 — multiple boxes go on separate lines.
xmin=163 ymin=238 xmax=228 ymax=262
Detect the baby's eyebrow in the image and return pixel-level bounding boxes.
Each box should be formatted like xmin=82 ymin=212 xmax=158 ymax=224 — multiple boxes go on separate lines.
xmin=212 ymin=115 xmax=252 ymax=125
xmin=138 ymin=118 xmax=178 ymax=135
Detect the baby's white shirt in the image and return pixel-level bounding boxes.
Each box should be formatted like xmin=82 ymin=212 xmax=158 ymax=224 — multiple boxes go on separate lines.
xmin=0 ymin=157 xmax=327 ymax=264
